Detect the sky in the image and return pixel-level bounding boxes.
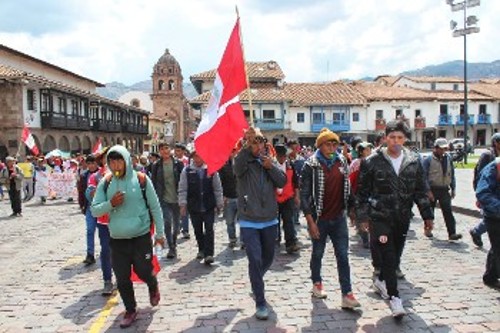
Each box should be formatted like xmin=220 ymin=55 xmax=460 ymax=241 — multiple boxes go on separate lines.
xmin=0 ymin=0 xmax=498 ymax=86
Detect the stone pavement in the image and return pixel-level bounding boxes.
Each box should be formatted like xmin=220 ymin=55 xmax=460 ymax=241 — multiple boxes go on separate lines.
xmin=0 ymin=177 xmax=498 ymax=333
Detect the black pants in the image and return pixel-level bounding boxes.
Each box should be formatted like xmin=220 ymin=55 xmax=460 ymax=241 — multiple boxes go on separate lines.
xmin=278 ymin=198 xmax=297 ymax=247
xmin=430 ymin=187 xmax=457 ymax=237
xmin=190 ymin=210 xmax=215 ymax=257
xmin=484 ymin=217 xmax=500 ymax=284
xmin=371 ymin=219 xmax=410 ymax=297
xmin=110 ymin=233 xmax=157 ymax=313
xmin=8 ymin=187 xmax=22 ymax=214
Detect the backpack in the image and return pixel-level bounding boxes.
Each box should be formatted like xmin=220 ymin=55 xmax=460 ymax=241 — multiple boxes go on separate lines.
xmin=103 ymin=171 xmax=150 ymax=212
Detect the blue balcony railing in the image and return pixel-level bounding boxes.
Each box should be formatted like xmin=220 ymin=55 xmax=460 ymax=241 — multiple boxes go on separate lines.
xmin=311 ymin=120 xmax=350 ymax=132
xmin=455 ymin=114 xmax=475 ymax=126
xmin=477 ymin=113 xmax=491 ymax=125
xmin=438 ymin=114 xmax=453 ymax=126
xmin=254 ymin=118 xmax=285 ymax=131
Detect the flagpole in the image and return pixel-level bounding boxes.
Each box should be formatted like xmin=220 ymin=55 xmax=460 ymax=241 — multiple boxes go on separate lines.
xmin=236 ymin=6 xmax=254 ymax=127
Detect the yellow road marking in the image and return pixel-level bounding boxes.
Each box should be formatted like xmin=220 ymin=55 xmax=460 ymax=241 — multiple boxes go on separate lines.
xmin=88 ymin=293 xmax=119 ymax=333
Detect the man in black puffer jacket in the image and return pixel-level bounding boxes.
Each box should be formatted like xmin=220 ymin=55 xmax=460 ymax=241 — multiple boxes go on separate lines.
xmin=356 ymin=120 xmax=434 ymax=318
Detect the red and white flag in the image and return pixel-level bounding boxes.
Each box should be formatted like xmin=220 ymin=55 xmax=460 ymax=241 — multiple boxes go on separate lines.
xmin=22 ymin=125 xmax=39 ymax=156
xmin=92 ymin=138 xmax=102 ymax=154
xmin=194 ymin=17 xmax=249 ymax=175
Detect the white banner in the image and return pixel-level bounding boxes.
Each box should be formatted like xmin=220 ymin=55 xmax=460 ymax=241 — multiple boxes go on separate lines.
xmin=35 ymin=171 xmax=77 ymax=199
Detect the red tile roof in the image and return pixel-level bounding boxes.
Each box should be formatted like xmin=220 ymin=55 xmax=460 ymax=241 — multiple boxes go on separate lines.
xmin=190 ymin=61 xmax=285 ymax=81
xmin=470 ymin=82 xmax=500 ymax=99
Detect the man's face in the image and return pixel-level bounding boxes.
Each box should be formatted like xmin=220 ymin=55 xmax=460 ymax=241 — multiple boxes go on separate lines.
xmin=192 ymin=154 xmax=204 ymax=167
xmin=6 ymin=160 xmax=14 ymax=168
xmin=159 ymin=145 xmax=171 ymax=159
xmin=319 ymin=140 xmax=338 ymax=157
xmin=174 ymin=148 xmax=184 ymax=158
xmin=289 ymin=144 xmax=298 ymax=158
xmin=87 ymin=161 xmax=98 ymax=172
xmin=277 ymin=154 xmax=287 ymax=164
xmin=249 ymin=137 xmax=266 ymax=157
xmin=386 ymin=131 xmax=407 ymax=155
xmin=494 ymin=139 xmax=500 ymax=152
xmin=434 ymin=146 xmax=446 ymax=157
xmin=108 ymin=158 xmax=126 ymax=178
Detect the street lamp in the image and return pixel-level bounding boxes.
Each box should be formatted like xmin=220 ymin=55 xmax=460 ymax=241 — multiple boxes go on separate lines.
xmin=447 ymin=0 xmax=480 ymax=164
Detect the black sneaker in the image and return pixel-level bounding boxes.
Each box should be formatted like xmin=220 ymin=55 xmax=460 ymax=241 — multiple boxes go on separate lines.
xmin=102 ymin=281 xmax=114 ymax=296
xmin=449 ymin=234 xmax=463 ymax=241
xmin=469 ymin=229 xmax=483 ymax=247
xmin=166 ymin=248 xmax=176 ymax=259
xmin=83 ymin=254 xmax=96 ymax=266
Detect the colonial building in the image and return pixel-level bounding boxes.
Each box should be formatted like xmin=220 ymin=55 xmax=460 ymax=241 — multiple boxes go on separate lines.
xmin=151 ymin=49 xmax=195 ymax=144
xmin=0 ymin=44 xmax=149 ymax=160
xmin=189 ymin=61 xmax=500 ymax=149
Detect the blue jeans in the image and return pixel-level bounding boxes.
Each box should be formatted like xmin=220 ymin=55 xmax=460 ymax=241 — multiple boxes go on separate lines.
xmin=224 ymin=198 xmax=238 ymax=241
xmin=310 ymin=214 xmax=353 ymax=296
xmin=472 ymin=217 xmax=487 ymax=236
xmin=97 ymin=223 xmax=112 ymax=281
xmin=160 ymin=201 xmax=180 ymax=249
xmin=240 ymin=225 xmax=278 ymax=307
xmin=85 ymin=207 xmax=97 ymax=256
xmin=181 ymin=214 xmax=190 ymax=234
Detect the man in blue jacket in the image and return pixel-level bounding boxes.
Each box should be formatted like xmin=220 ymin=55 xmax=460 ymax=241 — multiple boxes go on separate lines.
xmin=91 ymin=145 xmax=165 ymax=328
xmin=476 ymin=158 xmax=500 ymax=290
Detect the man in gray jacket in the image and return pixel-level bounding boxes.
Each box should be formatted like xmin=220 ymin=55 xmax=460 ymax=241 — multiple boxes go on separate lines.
xmin=234 ymin=127 xmax=286 ymax=320
xmin=0 ymin=156 xmax=24 ymax=217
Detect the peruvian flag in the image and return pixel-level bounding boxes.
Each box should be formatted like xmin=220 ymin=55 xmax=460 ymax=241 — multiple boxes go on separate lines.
xmin=22 ymin=125 xmax=39 ymax=156
xmin=194 ymin=18 xmax=249 ymax=175
xmin=92 ymin=138 xmax=102 ymax=154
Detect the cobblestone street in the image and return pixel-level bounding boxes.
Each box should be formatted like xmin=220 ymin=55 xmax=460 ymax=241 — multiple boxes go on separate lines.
xmin=0 ymin=169 xmax=498 ymax=332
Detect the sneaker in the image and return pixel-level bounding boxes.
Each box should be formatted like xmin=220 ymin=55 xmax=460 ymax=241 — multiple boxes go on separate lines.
xmin=424 ymin=228 xmax=433 ymax=238
xmin=389 ymin=296 xmax=406 ymax=318
xmin=16 ymin=213 xmax=23 ymax=217
xmin=204 ymin=256 xmax=214 ymax=265
xmin=196 ymin=251 xmax=204 ymax=260
xmin=119 ymin=310 xmax=137 ymax=328
xmin=341 ymin=292 xmax=361 ymax=309
xmin=469 ymin=229 xmax=483 ymax=247
xmin=396 ymin=268 xmax=406 ymax=279
xmin=9 ymin=213 xmax=17 ymax=217
xmin=449 ymin=234 xmax=463 ymax=241
xmin=182 ymin=231 xmax=190 ymax=239
xmin=149 ymin=286 xmax=160 ymax=306
xmin=311 ymin=282 xmax=327 ymax=299
xmin=372 ymin=278 xmax=389 ymax=300
xmin=166 ymin=248 xmax=176 ymax=259
xmin=255 ymin=305 xmax=269 ymax=320
xmin=83 ymin=254 xmax=96 ymax=266
xmin=286 ymin=243 xmax=300 ymax=254
xmin=102 ymin=281 xmax=114 ymax=296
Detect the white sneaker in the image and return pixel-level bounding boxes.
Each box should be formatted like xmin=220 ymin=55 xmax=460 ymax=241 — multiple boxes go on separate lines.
xmin=372 ymin=278 xmax=389 ymax=300
xmin=311 ymin=282 xmax=327 ymax=299
xmin=389 ymin=296 xmax=406 ymax=318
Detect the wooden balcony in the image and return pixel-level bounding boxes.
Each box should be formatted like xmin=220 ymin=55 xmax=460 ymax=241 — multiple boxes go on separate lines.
xmin=375 ymin=118 xmax=386 ymax=131
xmin=414 ymin=117 xmax=426 ymax=129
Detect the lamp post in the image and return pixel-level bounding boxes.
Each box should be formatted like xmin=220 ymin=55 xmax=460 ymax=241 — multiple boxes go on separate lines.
xmin=447 ymin=0 xmax=480 ymax=164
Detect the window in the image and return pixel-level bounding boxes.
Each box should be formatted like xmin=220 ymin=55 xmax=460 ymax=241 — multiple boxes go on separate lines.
xmin=459 ymin=104 xmax=464 ymax=115
xmin=453 ymin=84 xmax=459 ymax=91
xmin=42 ymin=93 xmax=50 ymax=111
xmin=312 ymin=113 xmax=324 ymax=124
xmin=168 ymin=80 xmax=175 ymax=90
xmin=58 ymin=97 xmax=67 ymax=114
xmin=439 ymin=104 xmax=448 ymax=115
xmin=71 ymin=100 xmax=79 ymax=116
xmin=375 ymin=110 xmax=384 ymax=119
xmin=243 ymin=109 xmax=256 ymax=121
xmin=297 ymin=113 xmax=305 ymax=123
xmin=415 ymin=109 xmax=421 ymax=117
xmin=158 ymin=80 xmax=165 ymax=90
xmin=479 ymin=104 xmax=487 ymax=114
xmin=168 ymin=67 xmax=174 ymax=74
xmin=27 ymin=89 xmax=35 ymax=110
xmin=431 ymin=83 xmax=436 ymax=90
xmin=262 ymin=110 xmax=275 ymax=120
xmin=352 ymin=112 xmax=359 ymax=122
xmin=395 ymin=109 xmax=403 ymax=118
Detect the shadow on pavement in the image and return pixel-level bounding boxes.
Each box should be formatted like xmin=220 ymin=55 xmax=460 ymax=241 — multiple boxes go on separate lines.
xmin=58 ymin=261 xmax=98 ymax=281
xmin=302 ymin=298 xmax=361 ymax=332
xmin=231 ymin=304 xmax=288 ymax=332
xmin=369 ymin=313 xmax=453 ymax=332
xmin=270 ymin=250 xmax=302 ymax=272
xmin=168 ymin=258 xmax=217 ymax=284
xmin=214 ymin=246 xmax=246 ymax=267
xmin=103 ymin=308 xmax=157 ymax=332
xmin=60 ymin=290 xmax=111 ymax=325
xmin=180 ymin=308 xmax=240 ymax=332
xmin=430 ymin=238 xmax=470 ymax=253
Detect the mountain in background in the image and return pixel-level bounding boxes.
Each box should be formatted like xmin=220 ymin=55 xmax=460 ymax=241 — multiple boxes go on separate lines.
xmin=97 ymin=59 xmax=500 ymax=102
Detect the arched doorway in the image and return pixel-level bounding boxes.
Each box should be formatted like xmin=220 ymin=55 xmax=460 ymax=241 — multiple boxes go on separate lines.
xmin=82 ymin=136 xmax=91 ymax=155
xmin=43 ymin=135 xmax=57 ymax=154
xmin=71 ymin=136 xmax=81 ymax=154
xmin=59 ymin=136 xmax=70 ymax=152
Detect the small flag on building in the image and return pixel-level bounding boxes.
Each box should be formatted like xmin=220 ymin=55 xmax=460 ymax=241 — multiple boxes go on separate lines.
xmin=22 ymin=125 xmax=39 ymax=156
xmin=92 ymin=138 xmax=103 ymax=154
xmin=193 ymin=16 xmax=249 ymax=175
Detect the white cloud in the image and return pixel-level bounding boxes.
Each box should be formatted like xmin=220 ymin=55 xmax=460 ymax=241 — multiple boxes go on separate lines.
xmin=0 ymin=0 xmax=497 ymax=85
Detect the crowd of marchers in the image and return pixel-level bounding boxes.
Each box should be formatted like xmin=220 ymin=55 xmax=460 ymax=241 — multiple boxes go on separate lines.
xmin=1 ymin=121 xmax=499 ymax=328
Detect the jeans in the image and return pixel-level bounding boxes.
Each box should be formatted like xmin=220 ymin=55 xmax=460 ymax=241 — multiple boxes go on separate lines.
xmin=224 ymin=198 xmax=238 ymax=241
xmin=241 ymin=225 xmax=277 ymax=307
xmin=471 ymin=217 xmax=487 ymax=236
xmin=278 ymin=198 xmax=297 ymax=246
xmin=484 ymin=217 xmax=500 ymax=284
xmin=430 ymin=187 xmax=457 ymax=237
xmin=110 ymin=233 xmax=158 ymax=313
xmin=8 ymin=187 xmax=22 ymax=214
xmin=181 ymin=214 xmax=190 ymax=234
xmin=23 ymin=178 xmax=34 ymax=200
xmin=190 ymin=210 xmax=215 ymax=257
xmin=97 ymin=223 xmax=112 ymax=282
xmin=85 ymin=207 xmax=98 ymax=256
xmin=310 ymin=214 xmax=352 ymax=295
xmin=160 ymin=201 xmax=180 ymax=250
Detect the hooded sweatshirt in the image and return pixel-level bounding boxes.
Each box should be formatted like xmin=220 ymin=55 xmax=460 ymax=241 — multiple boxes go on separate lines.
xmin=90 ymin=145 xmax=164 ymax=240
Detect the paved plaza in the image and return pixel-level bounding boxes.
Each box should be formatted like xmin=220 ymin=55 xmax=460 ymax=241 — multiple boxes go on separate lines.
xmin=0 ymin=168 xmax=499 ymax=333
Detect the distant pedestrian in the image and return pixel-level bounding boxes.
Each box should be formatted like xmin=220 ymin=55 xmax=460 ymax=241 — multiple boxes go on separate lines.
xmin=0 ymin=156 xmax=24 ymax=217
xmin=300 ymin=128 xmax=361 ymax=310
xmin=475 ymin=157 xmax=500 ymax=290
xmin=423 ymin=138 xmax=462 ymax=241
xmin=218 ymin=149 xmax=240 ymax=248
xmin=234 ymin=127 xmax=286 ymax=320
